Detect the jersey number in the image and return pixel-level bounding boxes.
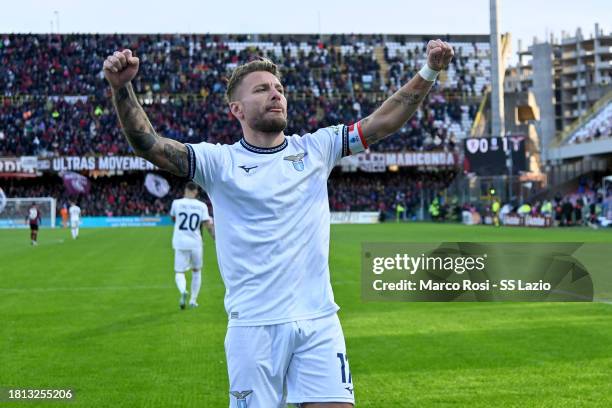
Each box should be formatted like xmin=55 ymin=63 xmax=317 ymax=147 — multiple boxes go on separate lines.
xmin=178 ymin=212 xmax=200 ymax=231
xmin=336 ymin=353 xmax=352 ymax=384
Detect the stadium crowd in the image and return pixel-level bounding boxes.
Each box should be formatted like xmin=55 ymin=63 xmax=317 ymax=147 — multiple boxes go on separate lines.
xmin=455 ymin=175 xmax=612 ymax=227
xmin=0 ymin=33 xmax=498 ymax=223
xmin=328 ymin=170 xmax=457 ymax=215
xmin=2 ymin=170 xmax=458 ymax=218
xmin=567 ymin=102 xmax=612 ymax=144
xmin=0 ymin=92 xmax=464 ymax=156
xmin=1 ymin=33 xmax=485 ymax=157
xmin=2 ymin=174 xmax=186 ymax=217
xmin=3 ymin=171 xmax=610 ymax=227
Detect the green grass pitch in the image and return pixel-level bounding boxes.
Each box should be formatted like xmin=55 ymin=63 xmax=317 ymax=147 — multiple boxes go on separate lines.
xmin=1 ymin=224 xmax=611 ymax=407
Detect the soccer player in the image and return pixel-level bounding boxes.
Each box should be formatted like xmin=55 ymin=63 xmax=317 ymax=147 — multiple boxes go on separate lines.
xmin=60 ymin=204 xmax=69 ymax=228
xmin=26 ymin=203 xmax=41 ymax=246
xmin=170 ymin=182 xmax=214 ymax=309
xmin=104 ymin=40 xmax=453 ymax=407
xmin=69 ymin=201 xmax=81 ymax=239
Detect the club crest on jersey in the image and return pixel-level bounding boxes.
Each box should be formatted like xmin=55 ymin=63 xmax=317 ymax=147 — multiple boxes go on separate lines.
xmin=283 ymin=152 xmax=307 ymax=171
xmin=230 ymin=390 xmax=253 ymax=408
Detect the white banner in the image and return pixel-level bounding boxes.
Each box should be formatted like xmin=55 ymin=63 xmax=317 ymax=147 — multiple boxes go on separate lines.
xmin=0 ymin=157 xmax=35 ymax=174
xmin=20 ymin=156 xmax=38 ymax=171
xmin=49 ymin=156 xmax=156 ymax=172
xmin=0 ymin=188 xmax=6 ymax=214
xmin=330 ymin=211 xmax=379 ymax=224
xmin=4 ymin=151 xmax=456 ymax=175
xmin=339 ymin=151 xmax=456 ymax=172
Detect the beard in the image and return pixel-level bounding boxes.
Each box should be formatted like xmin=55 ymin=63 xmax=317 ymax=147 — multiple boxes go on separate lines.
xmin=249 ymin=111 xmax=288 ymax=133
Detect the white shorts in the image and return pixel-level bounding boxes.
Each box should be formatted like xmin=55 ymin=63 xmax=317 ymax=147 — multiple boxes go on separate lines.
xmin=70 ymin=220 xmax=79 ymax=228
xmin=225 ymin=313 xmax=354 ymax=407
xmin=174 ymin=248 xmax=202 ymax=272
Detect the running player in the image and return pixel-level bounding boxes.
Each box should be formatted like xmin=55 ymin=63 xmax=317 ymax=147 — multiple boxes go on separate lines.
xmin=170 ymin=182 xmax=214 ymax=309
xmin=104 ymin=40 xmax=453 ymax=407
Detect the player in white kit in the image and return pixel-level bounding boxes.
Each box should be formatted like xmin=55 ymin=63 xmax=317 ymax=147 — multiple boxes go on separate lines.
xmin=105 ymin=40 xmax=453 ymax=407
xmin=68 ymin=201 xmax=81 ymax=239
xmin=170 ymin=182 xmax=214 ymax=309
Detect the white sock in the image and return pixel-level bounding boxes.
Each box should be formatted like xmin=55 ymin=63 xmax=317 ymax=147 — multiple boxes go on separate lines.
xmin=71 ymin=229 xmax=76 ymax=239
xmin=175 ymin=273 xmax=187 ymax=294
xmin=190 ymin=271 xmax=201 ymax=303
xmin=74 ymin=227 xmax=79 ymax=238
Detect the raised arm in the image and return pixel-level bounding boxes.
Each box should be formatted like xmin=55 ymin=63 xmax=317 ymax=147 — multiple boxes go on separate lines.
xmin=359 ymin=40 xmax=454 ymax=146
xmin=103 ymin=49 xmax=190 ymax=177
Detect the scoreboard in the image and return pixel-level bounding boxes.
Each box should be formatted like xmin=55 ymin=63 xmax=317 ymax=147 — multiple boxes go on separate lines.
xmin=463 ymin=136 xmax=527 ymax=176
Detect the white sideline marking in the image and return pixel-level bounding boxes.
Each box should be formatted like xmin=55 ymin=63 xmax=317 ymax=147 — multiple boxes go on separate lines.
xmin=0 ymin=285 xmax=173 ymax=293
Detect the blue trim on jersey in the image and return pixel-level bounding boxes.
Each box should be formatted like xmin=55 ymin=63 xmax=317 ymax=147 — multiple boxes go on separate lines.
xmin=240 ymin=138 xmax=288 ymax=154
xmin=186 ymin=144 xmax=196 ymax=180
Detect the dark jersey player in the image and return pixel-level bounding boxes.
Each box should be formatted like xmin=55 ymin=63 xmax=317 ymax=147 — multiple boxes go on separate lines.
xmin=26 ymin=203 xmax=41 ymax=246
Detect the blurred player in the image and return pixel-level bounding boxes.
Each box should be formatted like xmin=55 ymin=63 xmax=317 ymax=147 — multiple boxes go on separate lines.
xmin=492 ymin=197 xmax=501 ymax=227
xmin=26 ymin=203 xmax=41 ymax=246
xmin=60 ymin=204 xmax=69 ymax=228
xmin=69 ymin=201 xmax=81 ymax=239
xmin=104 ymin=39 xmax=453 ymax=407
xmin=170 ymin=182 xmax=214 ymax=309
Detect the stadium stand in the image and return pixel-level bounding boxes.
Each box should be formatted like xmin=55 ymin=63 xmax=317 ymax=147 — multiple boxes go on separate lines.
xmin=0 ymin=33 xmax=490 ymax=216
xmin=567 ymin=101 xmax=612 ymax=144
xmin=3 ymin=174 xmax=186 ymax=217
xmin=3 ymin=170 xmax=462 ymax=220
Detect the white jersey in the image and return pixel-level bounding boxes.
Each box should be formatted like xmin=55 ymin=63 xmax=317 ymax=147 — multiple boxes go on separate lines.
xmin=187 ymin=124 xmax=366 ymax=326
xmin=69 ymin=205 xmax=81 ymax=222
xmin=28 ymin=207 xmax=39 ymax=221
xmin=170 ymin=198 xmax=210 ymax=250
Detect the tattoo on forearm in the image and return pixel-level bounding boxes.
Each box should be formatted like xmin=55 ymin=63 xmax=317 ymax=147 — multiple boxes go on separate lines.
xmin=114 ymin=87 xmax=130 ymax=103
xmin=112 ymin=83 xmax=158 ymax=154
xmin=163 ymin=143 xmax=188 ymax=175
xmin=128 ymin=130 xmax=157 ymax=151
xmin=388 ymin=89 xmax=424 ymax=108
xmin=111 ymin=83 xmax=188 ymax=177
xmin=363 ymin=76 xmax=435 ymax=146
xmin=361 ymin=117 xmax=385 ymax=144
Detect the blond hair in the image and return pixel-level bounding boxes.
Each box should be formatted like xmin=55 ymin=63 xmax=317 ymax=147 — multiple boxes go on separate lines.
xmin=225 ymin=57 xmax=281 ymax=102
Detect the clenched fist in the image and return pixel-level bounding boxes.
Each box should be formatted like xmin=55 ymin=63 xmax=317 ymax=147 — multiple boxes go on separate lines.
xmin=426 ymin=39 xmax=454 ymax=71
xmin=103 ymin=49 xmax=140 ymax=90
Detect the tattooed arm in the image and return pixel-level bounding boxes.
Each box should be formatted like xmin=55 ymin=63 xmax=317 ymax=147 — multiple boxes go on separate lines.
xmin=359 ymin=75 xmax=435 ymax=146
xmin=103 ymin=49 xmax=189 ymax=177
xmin=111 ymin=83 xmax=189 ymax=176
xmin=359 ymin=40 xmax=454 ymax=147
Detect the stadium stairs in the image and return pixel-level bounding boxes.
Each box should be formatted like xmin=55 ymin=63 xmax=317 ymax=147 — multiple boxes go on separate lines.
xmin=470 ymin=33 xmax=509 ymax=138
xmin=553 ymin=89 xmax=612 ymax=147
xmin=374 ymin=46 xmax=389 ymax=87
xmin=547 ymin=90 xmax=612 ymax=161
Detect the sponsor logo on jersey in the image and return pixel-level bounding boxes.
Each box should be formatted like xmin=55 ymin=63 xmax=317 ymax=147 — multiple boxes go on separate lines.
xmin=238 ymin=165 xmax=258 ymax=174
xmin=283 ymin=152 xmax=307 ymax=172
xmin=230 ymin=390 xmax=253 ymax=407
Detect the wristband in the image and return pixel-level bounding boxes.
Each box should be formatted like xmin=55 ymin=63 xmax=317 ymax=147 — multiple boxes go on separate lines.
xmin=418 ymin=64 xmax=439 ymax=82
